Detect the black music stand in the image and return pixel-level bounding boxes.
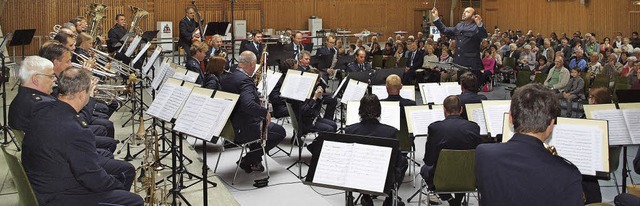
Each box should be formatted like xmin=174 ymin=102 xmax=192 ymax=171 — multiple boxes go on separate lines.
xmin=205 ymin=22 xmax=230 ymax=36
xmin=371 ymin=68 xmax=405 ymax=85
xmin=0 ymin=33 xmax=19 ymax=150
xmin=141 ymin=30 xmax=160 ymax=43
xmin=304 ymin=133 xmax=399 ymax=206
xmin=8 ymin=29 xmax=36 ymax=62
xmin=614 ymin=90 xmax=640 ymax=193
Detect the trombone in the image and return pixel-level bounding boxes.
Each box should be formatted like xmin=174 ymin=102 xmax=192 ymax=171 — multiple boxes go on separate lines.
xmin=71 ymin=62 xmax=116 ymax=78
xmin=89 ymin=48 xmax=137 ymax=76
xmin=72 ymin=51 xmax=116 ymax=76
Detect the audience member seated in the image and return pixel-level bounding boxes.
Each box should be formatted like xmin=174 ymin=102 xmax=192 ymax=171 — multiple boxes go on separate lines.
xmin=345 ymin=94 xmax=406 ymax=206
xmin=586 ymin=52 xmax=603 ymax=82
xmin=518 ymin=45 xmax=536 ymax=71
xmin=457 ymin=72 xmax=487 ymax=120
xmin=481 ymin=49 xmax=495 ymax=86
xmin=420 ymin=95 xmax=482 ymax=206
xmin=476 ymin=83 xmax=583 ymax=205
xmin=421 ymin=45 xmax=439 ymax=82
xmin=535 ymin=56 xmax=551 ymax=74
xmin=544 ymin=56 xmax=570 ymax=92
xmin=22 ymin=67 xmax=142 ymax=206
xmin=220 ymin=51 xmax=286 ymax=173
xmin=559 ymin=67 xmax=585 ymax=117
xmin=569 ymin=49 xmax=588 ymax=72
xmin=403 ymin=41 xmax=424 ymax=85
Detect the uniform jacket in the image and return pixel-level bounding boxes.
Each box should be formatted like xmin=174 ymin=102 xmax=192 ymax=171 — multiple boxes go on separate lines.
xmin=220 ymin=69 xmax=268 ymax=143
xmin=433 ymin=19 xmax=488 ymax=70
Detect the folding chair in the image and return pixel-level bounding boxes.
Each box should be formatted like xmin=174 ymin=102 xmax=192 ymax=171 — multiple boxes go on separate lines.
xmin=11 ymin=129 xmax=24 ymax=147
xmin=408 ymin=149 xmax=477 ymax=206
xmin=285 ymin=102 xmax=316 ymax=178
xmin=384 ymin=57 xmax=397 ymax=69
xmin=213 ymin=120 xmax=269 ymax=184
xmin=2 ymin=146 xmax=39 ymax=206
xmin=397 ymin=117 xmax=419 ymax=185
xmin=372 ymin=55 xmax=384 ymax=69
xmin=533 ymin=73 xmax=548 ymax=84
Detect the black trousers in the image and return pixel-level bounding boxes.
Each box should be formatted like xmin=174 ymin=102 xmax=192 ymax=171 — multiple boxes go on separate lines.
xmin=97 ymin=155 xmax=136 ymax=191
xmin=95 ymin=135 xmax=118 ymax=153
xmin=42 ymin=190 xmax=143 ymax=206
xmin=322 ymin=94 xmax=338 ymax=120
xmin=240 ymin=123 xmax=286 ymax=164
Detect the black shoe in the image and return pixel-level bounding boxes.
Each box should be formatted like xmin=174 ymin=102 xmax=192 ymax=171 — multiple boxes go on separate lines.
xmin=237 ymin=160 xmax=253 ymax=173
xmin=361 ymin=194 xmax=374 ymax=206
xmin=250 ymin=162 xmax=265 ymax=172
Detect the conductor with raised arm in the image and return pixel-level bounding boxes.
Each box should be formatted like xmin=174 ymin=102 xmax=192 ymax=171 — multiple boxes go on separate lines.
xmin=431 ymin=6 xmax=488 ymax=82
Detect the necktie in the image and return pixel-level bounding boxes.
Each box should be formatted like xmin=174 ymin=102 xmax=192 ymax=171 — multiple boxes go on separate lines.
xmin=410 ymin=52 xmax=415 ymax=66
xmin=360 ymin=64 xmax=364 ymax=71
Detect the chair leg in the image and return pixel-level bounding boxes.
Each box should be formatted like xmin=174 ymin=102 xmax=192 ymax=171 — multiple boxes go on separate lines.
xmin=214 ymin=148 xmax=223 ymax=173
xmin=232 ymin=145 xmax=247 ymax=185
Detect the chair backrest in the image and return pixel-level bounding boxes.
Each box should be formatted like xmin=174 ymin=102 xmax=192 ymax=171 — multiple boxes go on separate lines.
xmin=397 ymin=57 xmax=407 ymax=68
xmin=502 ymin=57 xmax=516 ymax=69
xmin=384 ymin=57 xmax=397 ymax=69
xmin=433 ymin=149 xmax=476 ymax=192
xmin=1 ymin=146 xmax=39 ymax=206
xmin=11 ymin=129 xmax=25 ymax=147
xmin=372 ymin=55 xmax=384 ymax=68
xmin=515 ymin=70 xmax=532 ymax=87
xmin=609 ymin=146 xmax=622 ymax=173
xmin=220 ymin=119 xmax=236 ymax=143
xmin=285 ymin=102 xmax=300 ymax=133
xmin=590 ymin=74 xmax=610 ymax=88
xmin=396 ymin=117 xmax=412 ymax=152
xmin=533 ymin=73 xmax=548 ymax=84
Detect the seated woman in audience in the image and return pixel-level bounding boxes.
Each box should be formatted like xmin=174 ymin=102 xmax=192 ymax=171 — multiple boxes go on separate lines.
xmin=619 ymin=51 xmax=629 ymax=65
xmin=481 ymin=49 xmax=496 ymax=85
xmin=490 ymin=45 xmax=502 ymax=66
xmin=535 ymin=56 xmax=551 ymax=74
xmin=203 ymin=56 xmax=226 ymax=90
xmin=586 ymin=52 xmax=603 ymax=82
xmin=600 ymin=37 xmax=613 ymax=53
xmin=382 ymin=42 xmax=395 ymax=57
xmin=559 ymin=67 xmax=585 ymax=117
xmin=394 ymin=42 xmax=405 ymax=63
xmin=369 ymin=42 xmax=382 ymax=56
xmin=439 ymin=46 xmax=455 ymax=82
xmin=621 ymin=56 xmax=637 ymax=77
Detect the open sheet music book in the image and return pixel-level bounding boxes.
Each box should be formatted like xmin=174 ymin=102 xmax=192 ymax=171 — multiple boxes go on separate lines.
xmin=340 ymin=79 xmax=368 ymax=104
xmin=280 ymin=69 xmax=318 ymax=101
xmin=465 ymin=103 xmax=488 ymax=135
xmin=146 ymin=78 xmax=199 ymax=122
xmin=257 ymin=69 xmax=283 ymax=96
xmin=174 ymin=87 xmax=239 ymax=141
xmin=142 ymin=46 xmax=163 ymax=76
xmin=404 ymin=105 xmax=445 ymax=136
xmin=312 ymin=140 xmax=392 ymax=194
xmin=371 ymin=85 xmax=416 ymax=101
xmin=418 ymin=82 xmax=461 ymax=104
xmin=346 ymin=101 xmax=400 ymax=130
xmin=501 ymin=113 xmax=515 ymax=142
xmin=124 ymin=35 xmax=142 ymax=57
xmin=584 ymin=103 xmax=640 ymax=145
xmin=481 ymin=100 xmax=511 ymax=137
xmin=172 ymin=63 xmax=199 ymax=83
xmin=332 ymin=75 xmax=349 ymax=99
xmin=548 ymin=117 xmax=609 ymax=176
xmin=132 ymin=42 xmax=151 ymax=65
xmin=151 ymin=62 xmax=176 ymax=91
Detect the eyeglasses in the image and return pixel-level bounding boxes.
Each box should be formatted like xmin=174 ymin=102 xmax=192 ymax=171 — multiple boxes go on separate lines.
xmin=36 ymin=73 xmax=56 ymax=79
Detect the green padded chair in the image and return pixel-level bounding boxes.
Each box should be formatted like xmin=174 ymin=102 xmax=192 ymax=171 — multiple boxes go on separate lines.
xmin=515 ymin=70 xmax=532 ymax=87
xmin=590 ymin=74 xmax=610 ymax=89
xmin=502 ymin=57 xmax=517 ymax=70
xmin=11 ymin=129 xmax=25 ymax=148
xmin=384 ymin=57 xmax=397 ymax=68
xmin=213 ymin=119 xmax=266 ymax=184
xmin=397 ymin=57 xmax=407 ymax=68
xmin=415 ymin=149 xmax=477 ymax=206
xmin=533 ymin=73 xmax=548 ymax=84
xmin=1 ymin=146 xmax=39 ymax=206
xmin=372 ymin=55 xmax=384 ymax=68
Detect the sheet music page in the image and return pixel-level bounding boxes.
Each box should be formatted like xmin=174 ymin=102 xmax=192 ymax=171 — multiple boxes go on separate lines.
xmin=371 ymin=85 xmax=388 ymax=100
xmin=173 ymin=82 xmax=199 ymax=119
xmin=160 ymin=85 xmax=192 ymax=122
xmin=332 ymin=77 xmax=349 ymax=99
xmin=313 ymin=141 xmax=353 ymax=187
xmin=622 ymin=109 xmax=640 ymax=144
xmin=501 ymin=113 xmax=515 ymax=143
xmin=146 ymin=82 xmax=175 ymax=119
xmin=345 ymin=143 xmax=392 ymax=193
xmin=421 ymin=83 xmax=449 ymax=104
xmin=591 ymin=110 xmax=631 ymax=146
xmin=184 ymin=70 xmax=199 ymax=83
xmin=346 ymin=101 xmax=361 ymax=126
xmin=281 ymin=73 xmax=317 ymax=101
xmin=151 ymin=63 xmax=170 ymax=90
xmin=125 ymin=36 xmax=142 ymax=57
xmin=467 ymin=106 xmax=488 ymax=135
xmin=380 ymin=102 xmax=400 ymax=130
xmin=143 ymin=47 xmax=163 ymax=75
xmin=174 ymin=92 xmax=209 ymax=137
xmin=482 ymin=100 xmax=511 ymax=137
xmin=340 ymin=80 xmax=368 ymax=104
xmin=444 ymin=83 xmax=462 ymax=97
xmin=257 ymin=71 xmax=282 ymax=96
xmin=400 ymin=86 xmax=416 ymax=101
xmin=408 ymin=108 xmax=445 ymax=136
xmin=203 ymin=98 xmax=235 ymax=139
xmin=549 ymin=124 xmax=603 ymax=176
xmin=132 ymin=42 xmax=151 ymax=64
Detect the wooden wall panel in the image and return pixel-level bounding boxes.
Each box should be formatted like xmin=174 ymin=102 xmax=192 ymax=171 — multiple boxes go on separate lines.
xmin=2 ymin=0 xmax=637 ymax=55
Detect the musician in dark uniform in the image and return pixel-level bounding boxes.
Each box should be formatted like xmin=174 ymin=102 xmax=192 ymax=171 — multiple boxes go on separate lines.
xmin=220 ymin=51 xmax=286 ymax=173
xmin=286 ymin=31 xmax=304 ymax=61
xmin=241 ymin=30 xmax=264 ymax=59
xmin=345 ymin=94 xmax=405 ymax=206
xmin=205 ymin=34 xmax=228 ymax=66
xmin=431 ymin=6 xmax=488 ymax=83
xmin=22 ymin=67 xmax=142 ymax=206
xmin=347 ymin=49 xmax=372 ymax=73
xmin=185 ymin=41 xmax=208 ymax=85
xmin=315 ymin=35 xmax=338 ymax=81
xmin=298 ymin=52 xmax=338 ymax=120
xmin=457 ymin=72 xmax=487 ymax=120
xmin=268 ymin=59 xmax=297 ymax=119
xmin=381 ymin=74 xmax=416 ymax=147
xmin=420 ymin=95 xmax=482 ymax=206
xmin=107 ymin=14 xmax=127 ymax=53
xmin=475 ymin=83 xmax=583 ymax=205
xmin=179 ymin=6 xmax=200 ymax=60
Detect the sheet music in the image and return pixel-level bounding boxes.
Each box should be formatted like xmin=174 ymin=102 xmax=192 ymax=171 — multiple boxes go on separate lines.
xmin=408 ymin=108 xmax=445 ymax=136
xmin=340 ymin=80 xmax=368 ymax=104
xmin=146 ymin=82 xmax=174 ymax=119
xmin=174 ymin=91 xmax=236 ymax=141
xmin=332 ymin=76 xmax=349 ymax=99
xmin=591 ymin=110 xmax=631 ymax=145
xmin=125 ymin=36 xmax=142 ymax=57
xmin=346 ymin=101 xmax=401 ymax=130
xmin=419 ymin=83 xmax=461 ymax=104
xmin=399 ymin=86 xmax=416 ymax=101
xmin=549 ymin=124 xmax=605 ymax=176
xmin=622 ymin=109 xmax=640 ymax=144
xmin=143 ymin=47 xmax=163 ymax=75
xmin=469 ymin=107 xmax=488 ymax=135
xmin=132 ymin=42 xmax=152 ymax=67
xmin=172 ymin=67 xmax=198 ymax=83
xmin=482 ymin=101 xmax=511 ymax=137
xmin=281 ymin=71 xmax=317 ymax=101
xmin=146 ymin=80 xmax=194 ymax=122
xmin=370 ymin=85 xmax=416 ymax=101
xmin=151 ymin=62 xmax=171 ymax=90
xmin=501 ymin=113 xmax=515 ymax=143
xmin=313 ymin=141 xmax=392 ymax=193
xmin=257 ymin=71 xmax=283 ymax=96
xmin=371 ymin=86 xmax=388 ymax=100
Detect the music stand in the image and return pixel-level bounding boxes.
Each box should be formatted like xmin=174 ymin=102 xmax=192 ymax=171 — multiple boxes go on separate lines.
xmin=0 ymin=33 xmax=19 ymax=150
xmin=141 ymin=30 xmax=160 ymax=43
xmin=348 ymin=71 xmax=373 ymax=83
xmin=304 ymin=132 xmax=399 ymax=206
xmin=370 ymin=68 xmax=405 ymax=85
xmin=205 ymin=22 xmax=230 ymax=36
xmin=614 ymin=89 xmax=640 ymax=193
xmin=8 ymin=29 xmax=36 ymax=61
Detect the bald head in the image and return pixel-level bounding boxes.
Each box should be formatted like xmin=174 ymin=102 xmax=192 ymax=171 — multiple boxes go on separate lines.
xmin=238 ymin=51 xmax=257 ymax=76
xmin=462 ymin=7 xmax=476 ymax=21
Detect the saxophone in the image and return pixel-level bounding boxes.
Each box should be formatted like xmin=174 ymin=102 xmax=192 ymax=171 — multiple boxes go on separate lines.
xmin=254 ymin=43 xmax=268 ymax=85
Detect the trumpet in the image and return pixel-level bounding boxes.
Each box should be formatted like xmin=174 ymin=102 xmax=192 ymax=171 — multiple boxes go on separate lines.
xmin=90 ymin=48 xmax=137 ymax=76
xmin=49 ymin=24 xmax=62 ymax=40
xmin=71 ymin=62 xmax=116 ymax=78
xmin=72 ymin=51 xmax=116 ymax=75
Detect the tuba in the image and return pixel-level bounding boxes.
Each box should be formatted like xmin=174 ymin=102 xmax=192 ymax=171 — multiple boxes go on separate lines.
xmin=86 ymin=3 xmax=108 ymax=39
xmin=128 ymin=6 xmax=149 ymax=35
xmin=48 ymin=24 xmax=62 ymax=40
